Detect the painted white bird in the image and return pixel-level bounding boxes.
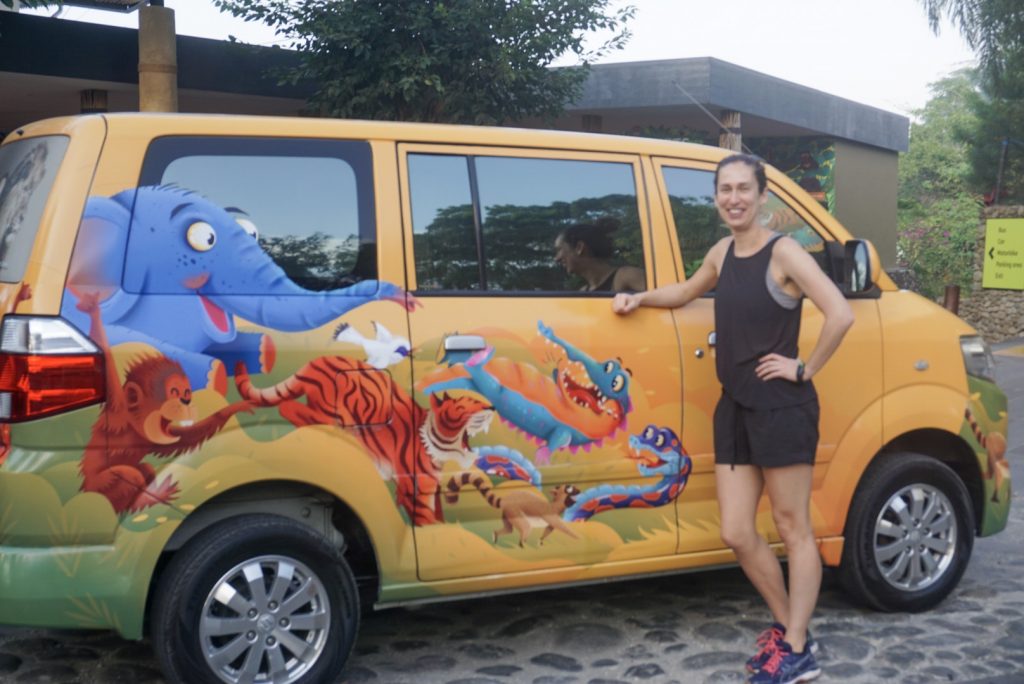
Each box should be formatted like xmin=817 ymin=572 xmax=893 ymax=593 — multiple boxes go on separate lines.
xmin=333 ymin=321 xmax=413 ymax=369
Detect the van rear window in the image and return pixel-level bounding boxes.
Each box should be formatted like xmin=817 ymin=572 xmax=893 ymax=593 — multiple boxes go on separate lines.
xmin=0 ymin=136 xmax=69 ymax=283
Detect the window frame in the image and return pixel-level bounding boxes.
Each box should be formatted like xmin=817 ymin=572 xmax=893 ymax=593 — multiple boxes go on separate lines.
xmin=399 ymin=143 xmax=654 ymax=297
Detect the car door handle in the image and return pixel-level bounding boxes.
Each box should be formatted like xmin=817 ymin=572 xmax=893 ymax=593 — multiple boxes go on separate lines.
xmin=444 ymin=334 xmax=486 ymax=352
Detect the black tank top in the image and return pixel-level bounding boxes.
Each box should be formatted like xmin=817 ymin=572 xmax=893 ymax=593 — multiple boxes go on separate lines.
xmin=589 ymin=267 xmax=619 ymax=292
xmin=714 ymin=234 xmax=817 ymax=409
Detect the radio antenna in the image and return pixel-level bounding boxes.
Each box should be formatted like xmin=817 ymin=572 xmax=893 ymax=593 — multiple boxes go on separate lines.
xmin=672 ymin=80 xmax=754 ymax=154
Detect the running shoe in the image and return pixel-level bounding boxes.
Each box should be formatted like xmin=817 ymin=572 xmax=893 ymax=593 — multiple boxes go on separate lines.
xmin=746 ymin=624 xmax=818 ymax=673
xmin=747 ymin=641 xmax=822 ymax=684
xmin=746 ymin=622 xmax=786 ymax=673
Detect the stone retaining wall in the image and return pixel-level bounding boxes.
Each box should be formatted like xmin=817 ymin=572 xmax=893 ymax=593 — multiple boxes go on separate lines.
xmin=957 ymin=205 xmax=1024 ymax=342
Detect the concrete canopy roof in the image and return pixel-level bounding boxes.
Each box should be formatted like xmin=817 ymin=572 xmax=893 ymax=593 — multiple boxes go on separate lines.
xmin=0 ymin=11 xmax=310 ymax=133
xmin=571 ymin=58 xmax=908 ymax=151
xmin=1 ymin=12 xmax=908 ymax=152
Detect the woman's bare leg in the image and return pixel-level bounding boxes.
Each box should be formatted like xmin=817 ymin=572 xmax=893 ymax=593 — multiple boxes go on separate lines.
xmin=715 ymin=464 xmax=790 ymax=626
xmin=763 ymin=463 xmax=819 ymax=653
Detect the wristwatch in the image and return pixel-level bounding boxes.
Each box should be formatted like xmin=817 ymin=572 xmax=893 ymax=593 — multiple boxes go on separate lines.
xmin=795 ymin=359 xmax=806 ymax=383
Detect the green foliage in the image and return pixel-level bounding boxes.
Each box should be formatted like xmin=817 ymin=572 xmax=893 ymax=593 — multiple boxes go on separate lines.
xmin=918 ymin=1 xmax=1024 ymax=201
xmin=414 ymin=204 xmax=480 ymax=290
xmin=897 ymin=69 xmax=983 ymax=299
xmin=259 ymin=231 xmax=359 ymax=290
xmin=213 ymin=0 xmax=635 ymax=125
xmin=962 ymin=82 xmax=1024 ymax=203
xmin=667 ymin=195 xmax=723 ymax=278
xmin=919 ymin=0 xmax=1024 ymax=94
xmin=898 ymin=197 xmax=981 ymax=299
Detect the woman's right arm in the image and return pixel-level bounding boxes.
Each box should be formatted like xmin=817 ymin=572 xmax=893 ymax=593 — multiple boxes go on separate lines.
xmin=613 ymin=239 xmax=724 ymax=315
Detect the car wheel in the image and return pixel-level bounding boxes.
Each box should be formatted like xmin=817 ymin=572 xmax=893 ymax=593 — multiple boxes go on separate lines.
xmin=152 ymin=514 xmax=359 ymax=684
xmin=839 ymin=452 xmax=974 ymax=612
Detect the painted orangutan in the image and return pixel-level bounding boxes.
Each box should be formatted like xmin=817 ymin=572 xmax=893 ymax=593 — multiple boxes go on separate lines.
xmin=76 ymin=292 xmax=252 ymax=513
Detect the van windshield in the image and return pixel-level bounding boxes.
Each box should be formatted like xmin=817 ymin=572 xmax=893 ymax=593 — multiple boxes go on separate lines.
xmin=0 ymin=136 xmax=69 ymax=283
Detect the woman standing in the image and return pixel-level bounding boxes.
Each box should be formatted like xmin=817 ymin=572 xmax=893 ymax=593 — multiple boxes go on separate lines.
xmin=613 ymin=154 xmax=853 ymax=684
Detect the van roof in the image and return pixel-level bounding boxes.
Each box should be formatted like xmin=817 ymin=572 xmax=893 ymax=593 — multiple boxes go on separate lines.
xmin=10 ymin=112 xmax=732 ymax=163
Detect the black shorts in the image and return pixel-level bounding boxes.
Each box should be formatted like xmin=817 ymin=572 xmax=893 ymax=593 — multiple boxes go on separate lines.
xmin=713 ymin=393 xmax=819 ymax=468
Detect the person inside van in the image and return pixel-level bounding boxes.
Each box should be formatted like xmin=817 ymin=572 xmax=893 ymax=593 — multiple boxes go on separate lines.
xmin=611 ymin=154 xmax=854 ymax=684
xmin=553 ymin=217 xmax=646 ymax=292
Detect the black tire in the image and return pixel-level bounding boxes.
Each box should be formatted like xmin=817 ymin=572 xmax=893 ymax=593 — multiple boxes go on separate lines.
xmin=152 ymin=514 xmax=360 ymax=684
xmin=839 ymin=452 xmax=974 ymax=612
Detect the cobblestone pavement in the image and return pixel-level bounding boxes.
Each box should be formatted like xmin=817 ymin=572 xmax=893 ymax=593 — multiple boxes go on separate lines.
xmin=2 ymin=353 xmax=1023 ymax=684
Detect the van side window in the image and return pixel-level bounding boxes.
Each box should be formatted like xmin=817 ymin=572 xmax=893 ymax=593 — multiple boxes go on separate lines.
xmin=660 ymin=167 xmax=724 ymax=279
xmin=661 ymin=166 xmax=829 ymax=278
xmin=137 ymin=137 xmax=376 ymax=293
xmin=408 ymin=155 xmax=480 ymax=291
xmin=409 ymin=153 xmax=644 ymax=293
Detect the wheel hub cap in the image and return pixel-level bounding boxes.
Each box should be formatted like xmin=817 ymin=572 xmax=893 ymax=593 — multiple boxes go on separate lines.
xmin=873 ymin=483 xmax=957 ymax=592
xmin=199 ymin=555 xmax=331 ymax=684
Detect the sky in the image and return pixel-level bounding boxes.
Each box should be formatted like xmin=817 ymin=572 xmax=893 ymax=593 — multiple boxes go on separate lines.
xmin=25 ymin=0 xmax=977 ymax=117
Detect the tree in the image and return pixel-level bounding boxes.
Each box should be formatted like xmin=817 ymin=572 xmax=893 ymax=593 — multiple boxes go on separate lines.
xmin=0 ymin=0 xmax=58 ymax=7
xmin=961 ymin=80 xmax=1024 ymax=203
xmin=213 ymin=0 xmax=634 ymax=125
xmin=919 ymin=0 xmax=1023 ymax=93
xmin=897 ymin=69 xmax=983 ymax=299
xmin=919 ymin=0 xmax=1024 ymax=201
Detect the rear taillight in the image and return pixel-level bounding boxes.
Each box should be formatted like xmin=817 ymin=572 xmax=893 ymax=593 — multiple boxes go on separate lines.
xmin=0 ymin=316 xmax=105 ymax=422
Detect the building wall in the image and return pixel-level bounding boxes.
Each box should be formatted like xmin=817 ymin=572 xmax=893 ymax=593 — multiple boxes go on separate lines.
xmin=832 ymin=139 xmax=898 ymax=266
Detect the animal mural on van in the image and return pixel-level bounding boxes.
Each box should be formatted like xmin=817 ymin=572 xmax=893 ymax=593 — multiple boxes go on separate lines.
xmin=234 ymin=358 xmax=494 ymax=526
xmin=334 ymin=321 xmax=412 ymax=369
xmin=56 ymin=186 xmax=679 ymax=537
xmin=60 ymin=185 xmax=416 ymax=393
xmin=965 ymin=406 xmax=1010 ymax=503
xmin=418 ymin=321 xmax=632 ymax=465
xmin=564 ymin=424 xmax=691 ymax=521
xmin=76 ymin=292 xmax=253 ymax=514
xmin=445 ymin=472 xmax=581 ymax=547
xmin=455 ymin=422 xmax=693 ymax=524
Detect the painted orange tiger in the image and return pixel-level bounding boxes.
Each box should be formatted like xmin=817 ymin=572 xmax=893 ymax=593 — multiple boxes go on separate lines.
xmin=234 ymin=357 xmax=493 ymax=525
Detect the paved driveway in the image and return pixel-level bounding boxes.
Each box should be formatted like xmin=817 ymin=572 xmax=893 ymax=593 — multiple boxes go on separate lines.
xmin=1 ymin=354 xmax=1023 ymax=684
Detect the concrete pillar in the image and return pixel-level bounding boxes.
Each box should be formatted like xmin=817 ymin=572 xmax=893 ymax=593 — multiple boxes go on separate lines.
xmin=719 ymin=110 xmax=741 ymax=152
xmin=80 ymin=89 xmax=108 ymax=114
xmin=138 ymin=3 xmax=178 ymax=112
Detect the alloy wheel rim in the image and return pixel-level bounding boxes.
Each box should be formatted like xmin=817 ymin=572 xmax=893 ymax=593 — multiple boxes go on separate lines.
xmin=200 ymin=555 xmax=331 ymax=684
xmin=873 ymin=483 xmax=957 ymax=592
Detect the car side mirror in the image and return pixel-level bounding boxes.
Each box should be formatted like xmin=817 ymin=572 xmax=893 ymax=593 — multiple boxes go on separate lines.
xmin=843 ymin=239 xmax=877 ymax=294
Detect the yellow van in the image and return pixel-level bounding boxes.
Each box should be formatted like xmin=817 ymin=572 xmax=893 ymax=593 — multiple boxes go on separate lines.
xmin=0 ymin=114 xmax=1010 ymax=684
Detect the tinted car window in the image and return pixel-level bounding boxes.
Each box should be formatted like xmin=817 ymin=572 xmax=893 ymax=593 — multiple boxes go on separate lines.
xmin=135 ymin=137 xmax=376 ymax=294
xmin=662 ymin=166 xmax=828 ymax=279
xmin=409 ymin=153 xmax=644 ymax=293
xmin=409 ymin=154 xmax=479 ymax=291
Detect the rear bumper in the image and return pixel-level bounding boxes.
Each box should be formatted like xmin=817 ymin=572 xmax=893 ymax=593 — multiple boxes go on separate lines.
xmin=0 ymin=543 xmax=151 ymax=639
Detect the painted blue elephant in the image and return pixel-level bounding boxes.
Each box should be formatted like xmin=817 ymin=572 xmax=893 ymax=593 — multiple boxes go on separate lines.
xmin=61 ymin=185 xmax=415 ymax=392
